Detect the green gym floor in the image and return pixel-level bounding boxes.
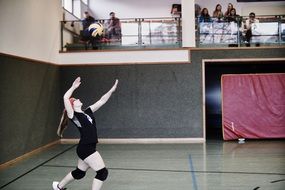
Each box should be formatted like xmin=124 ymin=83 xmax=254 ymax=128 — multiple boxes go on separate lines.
xmin=0 ymin=140 xmax=284 ymax=190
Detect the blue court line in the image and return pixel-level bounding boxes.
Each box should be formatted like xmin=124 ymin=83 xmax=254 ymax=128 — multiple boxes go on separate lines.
xmin=189 ymin=154 xmax=198 ymax=190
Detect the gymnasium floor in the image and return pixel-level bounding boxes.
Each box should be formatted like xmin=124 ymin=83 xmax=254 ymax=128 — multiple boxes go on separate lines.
xmin=0 ymin=140 xmax=284 ymax=190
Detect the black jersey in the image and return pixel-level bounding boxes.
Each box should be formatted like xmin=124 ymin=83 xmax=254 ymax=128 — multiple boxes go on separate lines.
xmin=70 ymin=107 xmax=98 ymax=144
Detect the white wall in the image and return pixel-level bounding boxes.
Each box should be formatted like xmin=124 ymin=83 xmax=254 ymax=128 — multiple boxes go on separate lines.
xmin=0 ymin=0 xmax=62 ymax=63
xmin=1 ymin=0 xmax=283 ymax=64
xmin=195 ymin=0 xmax=285 ymax=16
xmin=239 ymin=2 xmax=285 ymax=16
xmin=182 ymin=0 xmax=195 ymax=47
xmin=89 ymin=0 xmax=181 ymax=19
xmin=59 ymin=49 xmax=190 ymax=65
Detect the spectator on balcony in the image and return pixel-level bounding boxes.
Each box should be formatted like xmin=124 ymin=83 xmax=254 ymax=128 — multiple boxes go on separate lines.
xmin=106 ymin=12 xmax=121 ymax=40
xmin=225 ymin=8 xmax=240 ymax=24
xmin=243 ymin=12 xmax=259 ymax=45
xmin=212 ymin=4 xmax=223 ymax=21
xmin=81 ymin=12 xmax=95 ymax=41
xmin=171 ymin=4 xmax=181 ymax=18
xmin=199 ymin=8 xmax=212 ymax=23
xmin=224 ymin=3 xmax=234 ymax=17
xmin=81 ymin=11 xmax=100 ymax=49
xmin=82 ymin=11 xmax=95 ymax=30
xmin=195 ymin=4 xmax=201 ymax=18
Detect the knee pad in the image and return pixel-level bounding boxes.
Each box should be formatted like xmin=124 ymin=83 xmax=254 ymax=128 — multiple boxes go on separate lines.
xmin=71 ymin=167 xmax=86 ymax=180
xmin=95 ymin=167 xmax=108 ymax=181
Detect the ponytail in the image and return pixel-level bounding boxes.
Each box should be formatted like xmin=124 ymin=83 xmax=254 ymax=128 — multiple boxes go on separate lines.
xmin=57 ymin=109 xmax=69 ymax=137
xmin=57 ymin=97 xmax=75 ymax=137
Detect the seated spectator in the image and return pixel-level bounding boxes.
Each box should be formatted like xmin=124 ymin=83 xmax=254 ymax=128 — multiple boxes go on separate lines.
xmin=224 ymin=3 xmax=234 ymax=17
xmin=171 ymin=4 xmax=181 ymax=18
xmin=199 ymin=8 xmax=212 ymax=23
xmin=242 ymin=12 xmax=259 ymax=45
xmin=225 ymin=8 xmax=240 ymax=24
xmin=212 ymin=4 xmax=223 ymax=21
xmin=106 ymin=12 xmax=121 ymax=40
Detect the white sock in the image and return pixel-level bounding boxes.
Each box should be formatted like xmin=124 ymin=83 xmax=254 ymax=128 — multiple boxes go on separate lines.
xmin=59 ymin=172 xmax=74 ymax=188
xmin=92 ymin=178 xmax=103 ymax=190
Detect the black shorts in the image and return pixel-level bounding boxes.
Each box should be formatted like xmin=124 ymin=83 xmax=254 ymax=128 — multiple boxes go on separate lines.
xmin=76 ymin=143 xmax=97 ymax=160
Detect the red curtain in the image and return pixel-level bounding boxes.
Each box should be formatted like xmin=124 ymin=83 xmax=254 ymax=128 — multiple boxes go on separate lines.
xmin=222 ymin=73 xmax=285 ymax=140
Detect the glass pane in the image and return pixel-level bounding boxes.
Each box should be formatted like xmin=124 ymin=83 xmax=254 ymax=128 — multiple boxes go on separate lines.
xmin=281 ymin=23 xmax=285 ymax=43
xmin=141 ymin=22 xmax=150 ymax=35
xmin=149 ymin=22 xmax=178 ymax=36
xmin=252 ymin=22 xmax=278 ymax=35
xmin=122 ymin=36 xmax=138 ymax=45
xmin=121 ymin=23 xmax=138 ymax=35
xmin=200 ymin=23 xmax=213 ymax=34
xmin=63 ymin=0 xmax=72 ymax=12
xmin=281 ymin=23 xmax=285 ymax=32
xmin=82 ymin=0 xmax=88 ymax=5
xmin=142 ymin=20 xmax=179 ymax=45
xmin=200 ymin=34 xmax=214 ymax=44
xmin=213 ymin=22 xmax=238 ymax=35
xmin=143 ymin=36 xmax=179 ymax=45
xmin=199 ymin=22 xmax=238 ymax=44
xmin=73 ymin=0 xmax=81 ymax=18
xmin=249 ymin=22 xmax=279 ymax=44
xmin=251 ymin=36 xmax=279 ymax=43
xmin=214 ymin=34 xmax=237 ymax=44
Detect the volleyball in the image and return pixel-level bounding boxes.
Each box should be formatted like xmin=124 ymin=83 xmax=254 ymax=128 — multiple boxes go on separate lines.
xmin=88 ymin=22 xmax=104 ymax=37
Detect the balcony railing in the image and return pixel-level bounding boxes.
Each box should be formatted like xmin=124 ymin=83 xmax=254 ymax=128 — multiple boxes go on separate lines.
xmin=197 ymin=14 xmax=285 ymax=47
xmin=60 ymin=17 xmax=182 ymax=51
xmin=60 ymin=15 xmax=285 ymax=51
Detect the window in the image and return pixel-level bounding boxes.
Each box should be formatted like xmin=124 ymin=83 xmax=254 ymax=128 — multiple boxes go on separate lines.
xmin=62 ymin=0 xmax=87 ymax=19
xmin=63 ymin=0 xmax=72 ymax=13
xmin=73 ymin=0 xmax=81 ymax=18
xmin=82 ymin=0 xmax=88 ymax=5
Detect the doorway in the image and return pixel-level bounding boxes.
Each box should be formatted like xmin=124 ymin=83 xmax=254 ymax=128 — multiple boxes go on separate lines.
xmin=203 ymin=59 xmax=285 ymax=140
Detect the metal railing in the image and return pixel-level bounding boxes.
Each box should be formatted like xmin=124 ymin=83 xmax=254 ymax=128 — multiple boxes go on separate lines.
xmin=60 ymin=14 xmax=285 ymax=51
xmin=60 ymin=17 xmax=182 ymax=51
xmin=197 ymin=15 xmax=285 ymax=47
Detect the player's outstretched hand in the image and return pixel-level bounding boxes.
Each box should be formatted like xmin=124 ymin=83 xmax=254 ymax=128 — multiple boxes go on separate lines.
xmin=72 ymin=77 xmax=81 ymax=89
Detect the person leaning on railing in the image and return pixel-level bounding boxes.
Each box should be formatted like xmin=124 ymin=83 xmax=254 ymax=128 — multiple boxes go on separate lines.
xmin=199 ymin=8 xmax=212 ymax=22
xmin=224 ymin=3 xmax=234 ymax=17
xmin=81 ymin=11 xmax=96 ymax=42
xmin=82 ymin=11 xmax=95 ymax=30
xmin=212 ymin=4 xmax=223 ymax=21
xmin=171 ymin=4 xmax=181 ymax=18
xmin=225 ymin=8 xmax=241 ymax=26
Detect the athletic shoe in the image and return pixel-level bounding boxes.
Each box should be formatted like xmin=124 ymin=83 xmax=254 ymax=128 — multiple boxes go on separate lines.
xmin=52 ymin=181 xmax=67 ymax=190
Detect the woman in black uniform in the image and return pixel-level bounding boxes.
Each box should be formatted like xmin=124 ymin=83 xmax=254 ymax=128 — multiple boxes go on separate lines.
xmin=53 ymin=77 xmax=118 ymax=190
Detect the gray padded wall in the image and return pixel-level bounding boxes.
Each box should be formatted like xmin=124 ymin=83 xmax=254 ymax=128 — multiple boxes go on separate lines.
xmin=61 ymin=63 xmax=203 ymax=139
xmin=191 ymin=48 xmax=285 ymax=62
xmin=61 ymin=48 xmax=285 ymax=139
xmin=0 ymin=54 xmax=61 ymax=164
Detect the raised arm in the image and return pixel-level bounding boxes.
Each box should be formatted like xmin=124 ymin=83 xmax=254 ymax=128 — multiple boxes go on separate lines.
xmin=90 ymin=79 xmax=118 ymax=112
xmin=63 ymin=77 xmax=81 ymax=118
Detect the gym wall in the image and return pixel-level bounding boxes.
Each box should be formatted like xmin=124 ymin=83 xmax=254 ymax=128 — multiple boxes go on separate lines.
xmin=0 ymin=53 xmax=61 ymax=164
xmin=60 ymin=62 xmax=203 ymax=139
xmin=61 ymin=48 xmax=285 ymax=140
xmin=1 ymin=47 xmax=284 ymax=164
